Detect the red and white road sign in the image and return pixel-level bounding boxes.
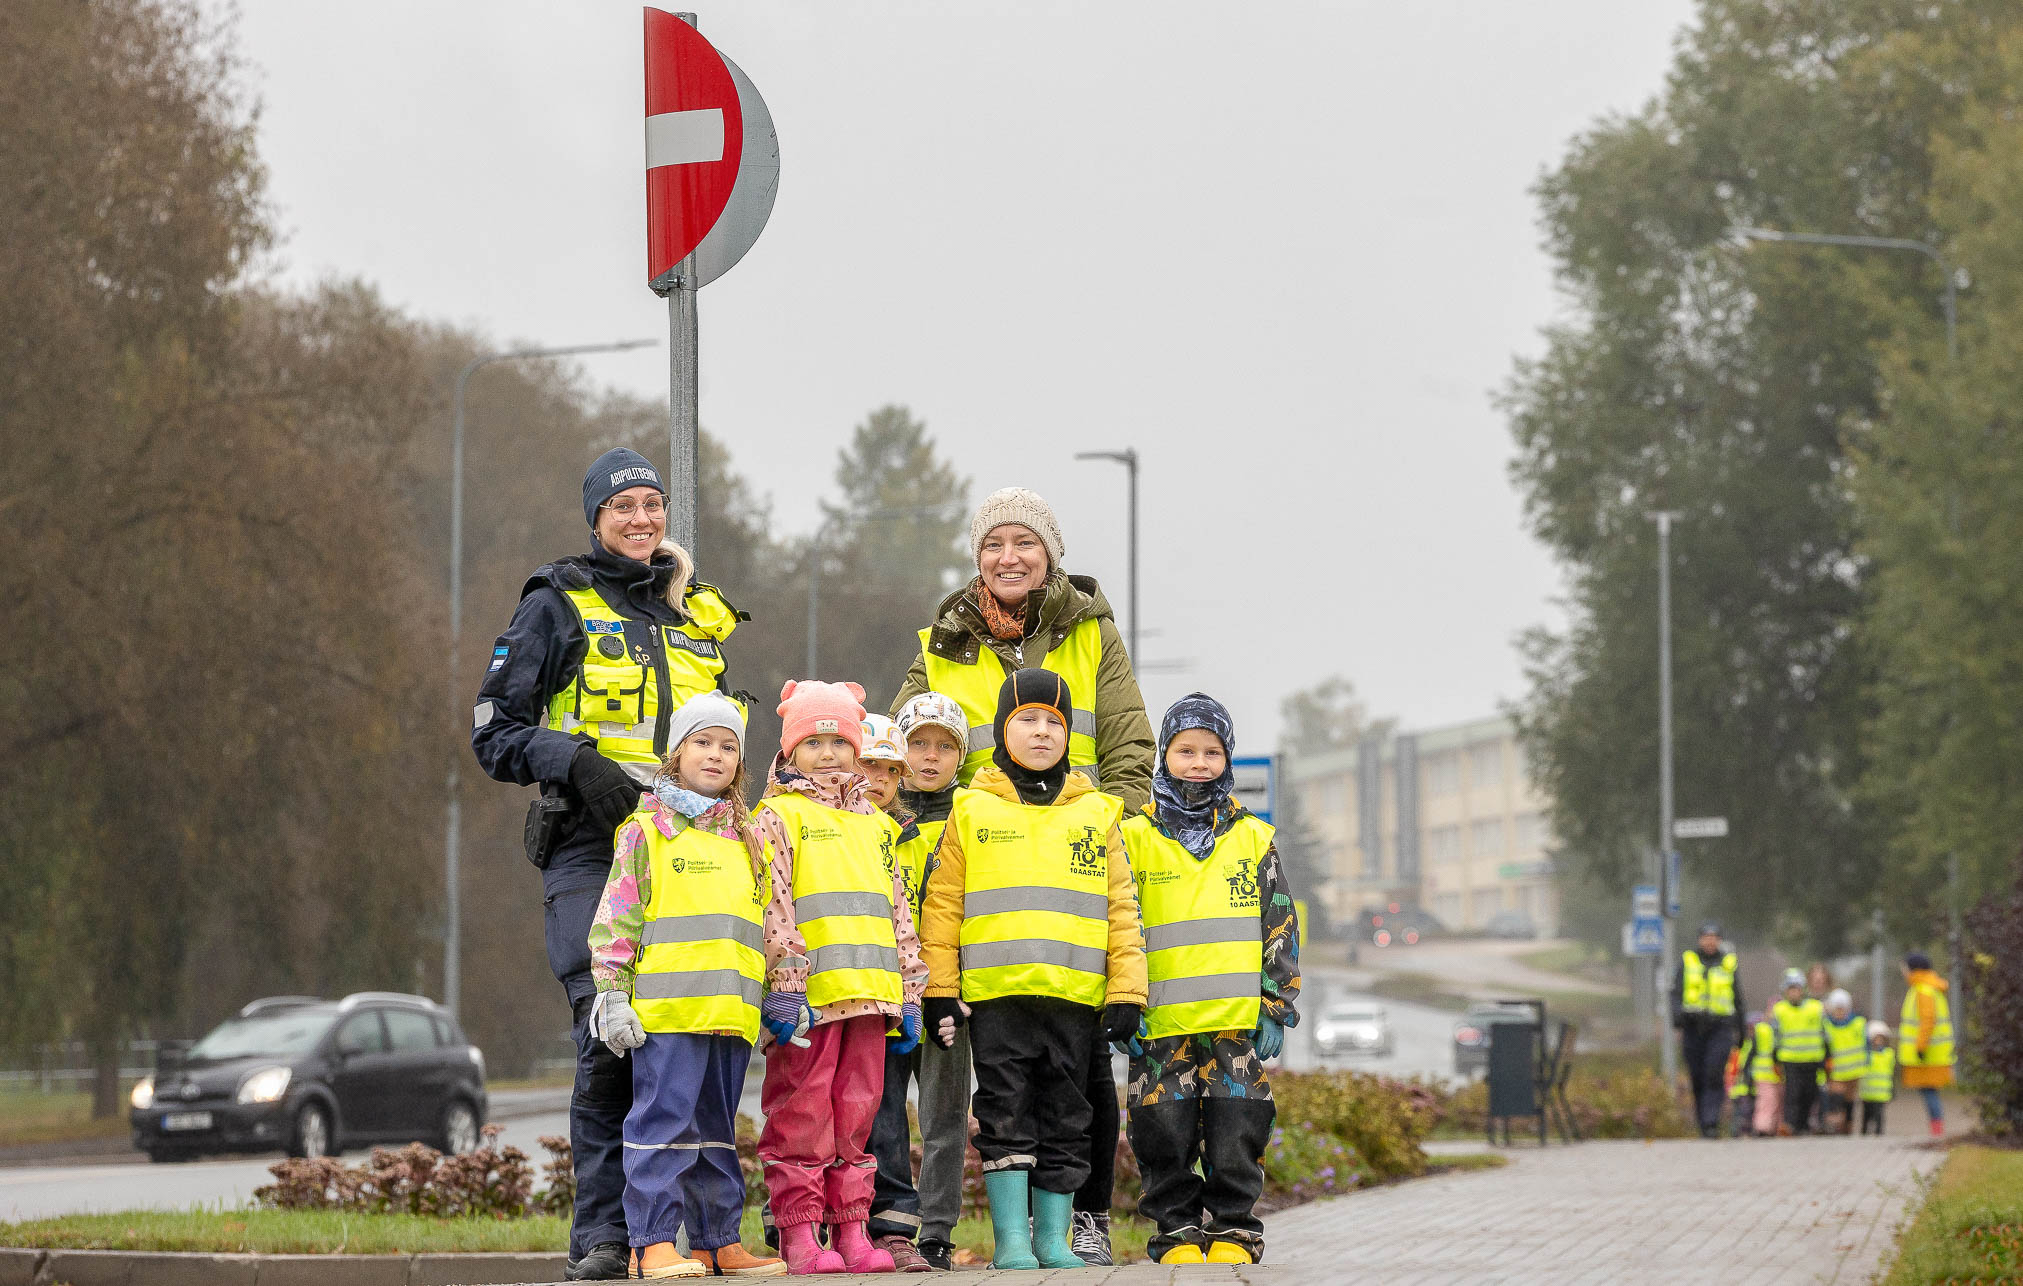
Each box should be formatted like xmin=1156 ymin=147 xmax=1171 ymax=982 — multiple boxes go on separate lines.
xmin=644 ymin=9 xmax=778 ymax=292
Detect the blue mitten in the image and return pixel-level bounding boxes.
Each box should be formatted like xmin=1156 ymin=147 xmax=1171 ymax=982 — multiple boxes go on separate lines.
xmin=889 ymin=1002 xmax=922 ymax=1056
xmin=762 ymin=992 xmax=812 ymax=1047
xmin=1253 ymin=1014 xmax=1285 ymax=1060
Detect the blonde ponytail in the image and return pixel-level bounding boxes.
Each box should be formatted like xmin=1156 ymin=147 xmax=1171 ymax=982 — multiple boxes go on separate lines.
xmin=657 ymin=538 xmax=696 ymax=618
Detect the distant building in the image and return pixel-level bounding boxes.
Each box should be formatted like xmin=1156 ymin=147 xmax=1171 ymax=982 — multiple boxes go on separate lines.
xmin=1287 ymin=715 xmax=1560 ymax=936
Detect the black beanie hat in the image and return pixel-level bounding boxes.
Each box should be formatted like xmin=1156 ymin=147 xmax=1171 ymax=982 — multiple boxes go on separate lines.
xmin=582 ymin=447 xmax=665 ymax=526
xmin=1903 ymin=950 xmax=1932 ymax=972
xmin=992 ymin=668 xmax=1074 ymax=804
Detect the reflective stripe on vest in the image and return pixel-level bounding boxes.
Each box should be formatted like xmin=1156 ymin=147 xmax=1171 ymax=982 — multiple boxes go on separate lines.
xmin=1772 ymin=998 xmax=1826 ymax=1062
xmin=544 ymin=584 xmax=740 ymax=772
xmin=1860 ymin=1046 xmax=1896 ymax=1101
xmin=632 ymin=820 xmax=764 ymax=1040
xmin=1679 ymin=951 xmax=1737 ymax=1016
xmin=952 ymin=787 xmax=1121 ymax=1006
xmin=761 ymin=794 xmax=903 ymax=1010
xmin=919 ymin=618 xmax=1102 ymax=786
xmin=1123 ymin=812 xmax=1270 ymax=1038
xmin=1899 ymin=982 xmax=1955 ymax=1068
xmin=1826 ymin=1016 xmax=1869 ymax=1079
xmin=1749 ymin=1020 xmax=1779 ymax=1085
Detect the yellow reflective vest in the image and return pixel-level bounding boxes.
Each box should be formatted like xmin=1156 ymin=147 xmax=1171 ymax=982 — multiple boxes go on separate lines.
xmin=631 ymin=818 xmax=764 ymax=1042
xmin=1772 ymin=997 xmax=1826 ymax=1062
xmin=1680 ymin=950 xmax=1737 ymax=1017
xmin=892 ymin=817 xmax=944 ymax=923
xmin=759 ymin=793 xmax=904 ymax=1010
xmin=1825 ymin=1015 xmax=1869 ymax=1080
xmin=1899 ymin=982 xmax=1954 ymax=1069
xmin=950 ymin=785 xmax=1122 ymax=1006
xmin=545 ymin=583 xmax=741 ymax=772
xmin=919 ymin=619 xmax=1101 ymax=786
xmin=1860 ymin=1046 xmax=1896 ymax=1102
xmin=1748 ymin=1018 xmax=1780 ymax=1085
xmin=1123 ymin=812 xmax=1270 ymax=1039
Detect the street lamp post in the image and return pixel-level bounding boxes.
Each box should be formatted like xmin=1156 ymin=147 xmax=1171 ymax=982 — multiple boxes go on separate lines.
xmin=1648 ymin=511 xmax=1682 ymax=1087
xmin=1074 ymin=450 xmax=1140 ymax=660
xmin=1729 ymin=226 xmax=1958 ymax=361
xmin=444 ymin=338 xmax=654 ymax=1020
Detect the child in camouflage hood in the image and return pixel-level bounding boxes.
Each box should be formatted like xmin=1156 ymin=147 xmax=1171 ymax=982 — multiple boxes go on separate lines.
xmin=1117 ymin=693 xmax=1301 ymax=1266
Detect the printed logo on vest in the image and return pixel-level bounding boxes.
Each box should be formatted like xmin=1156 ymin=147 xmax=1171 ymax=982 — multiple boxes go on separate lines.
xmin=798 ymin=823 xmax=842 ymax=844
xmin=879 ymin=831 xmax=895 ymax=875
xmin=667 ymin=852 xmax=686 ymax=875
xmin=1067 ymin=826 xmax=1106 ymax=879
xmin=976 ymin=827 xmax=1023 ymax=845
xmin=1224 ymin=860 xmax=1259 ymax=908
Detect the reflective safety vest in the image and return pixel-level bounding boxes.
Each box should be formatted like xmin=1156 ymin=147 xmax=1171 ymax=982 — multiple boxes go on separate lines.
xmin=919 ymin=619 xmax=1101 ymax=786
xmin=1899 ymin=982 xmax=1955 ymax=1068
xmin=1772 ymin=997 xmax=1826 ymax=1063
xmin=1860 ymin=1046 xmax=1896 ymax=1102
xmin=1749 ymin=1019 xmax=1780 ymax=1086
xmin=545 ymin=583 xmax=741 ymax=778
xmin=632 ymin=818 xmax=764 ymax=1041
xmin=951 ymin=786 xmax=1122 ymax=1007
xmin=892 ymin=818 xmax=944 ymax=923
xmin=758 ymin=794 xmax=903 ymax=1010
xmin=1679 ymin=951 xmax=1737 ymax=1017
xmin=1123 ymin=813 xmax=1270 ymax=1039
xmin=1825 ymin=1015 xmax=1869 ymax=1080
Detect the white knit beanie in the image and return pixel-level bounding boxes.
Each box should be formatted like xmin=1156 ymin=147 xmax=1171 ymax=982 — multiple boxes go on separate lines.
xmin=969 ymin=487 xmax=1065 ymax=570
xmin=666 ymin=691 xmax=746 ymax=757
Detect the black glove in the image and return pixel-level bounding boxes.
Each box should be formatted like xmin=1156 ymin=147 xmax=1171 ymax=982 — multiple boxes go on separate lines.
xmin=1099 ymin=1002 xmax=1143 ymax=1043
xmin=568 ymin=743 xmax=642 ymax=842
xmin=923 ymin=997 xmax=966 ymax=1049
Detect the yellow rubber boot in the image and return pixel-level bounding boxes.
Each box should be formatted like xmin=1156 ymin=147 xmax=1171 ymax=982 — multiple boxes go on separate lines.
xmin=1206 ymin=1240 xmax=1255 ymax=1264
xmin=1158 ymin=1243 xmax=1208 ymax=1264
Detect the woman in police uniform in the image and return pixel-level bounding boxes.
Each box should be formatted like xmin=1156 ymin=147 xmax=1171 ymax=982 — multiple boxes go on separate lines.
xmin=470 ymin=447 xmax=744 ymax=1282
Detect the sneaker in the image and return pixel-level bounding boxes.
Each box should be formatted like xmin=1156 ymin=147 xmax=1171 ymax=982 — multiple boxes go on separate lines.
xmin=1069 ymin=1211 xmax=1113 ymax=1266
xmin=917 ymin=1239 xmax=955 ymax=1271
xmin=877 ymin=1235 xmax=935 ymax=1272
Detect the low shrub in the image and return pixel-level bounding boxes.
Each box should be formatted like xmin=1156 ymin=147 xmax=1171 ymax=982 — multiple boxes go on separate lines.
xmin=254 ymin=1126 xmax=569 ymax=1217
xmin=1271 ymin=1069 xmax=1437 ymax=1180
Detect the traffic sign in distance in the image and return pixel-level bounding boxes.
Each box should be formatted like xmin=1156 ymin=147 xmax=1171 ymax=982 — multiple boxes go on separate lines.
xmin=1631 ymin=884 xmax=1660 ymax=918
xmin=644 ymin=9 xmax=779 ymax=292
xmin=1230 ymin=755 xmax=1275 ymax=825
xmin=1627 ymin=916 xmax=1665 ymax=956
xmin=1673 ymin=816 xmax=1728 ymax=839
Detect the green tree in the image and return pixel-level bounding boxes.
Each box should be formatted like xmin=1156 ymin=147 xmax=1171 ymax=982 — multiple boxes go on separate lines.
xmin=1279 ymin=676 xmax=1387 ymax=758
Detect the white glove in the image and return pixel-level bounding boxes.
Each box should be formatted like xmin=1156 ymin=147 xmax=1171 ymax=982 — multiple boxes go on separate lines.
xmin=596 ymin=990 xmax=646 ymax=1057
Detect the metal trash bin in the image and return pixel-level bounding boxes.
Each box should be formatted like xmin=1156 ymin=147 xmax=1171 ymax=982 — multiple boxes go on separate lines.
xmin=1485 ymin=999 xmax=1546 ymax=1145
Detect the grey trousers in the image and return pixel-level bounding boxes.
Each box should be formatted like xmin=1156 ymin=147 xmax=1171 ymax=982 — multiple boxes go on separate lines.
xmin=915 ymin=1023 xmax=973 ymax=1243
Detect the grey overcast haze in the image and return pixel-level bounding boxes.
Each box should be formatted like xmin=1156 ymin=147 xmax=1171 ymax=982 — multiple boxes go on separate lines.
xmin=230 ymin=0 xmax=1696 ymax=743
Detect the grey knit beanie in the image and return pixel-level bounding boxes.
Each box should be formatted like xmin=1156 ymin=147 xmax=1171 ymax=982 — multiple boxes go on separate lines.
xmin=969 ymin=487 xmax=1065 ymax=570
xmin=665 ymin=691 xmax=746 ymax=757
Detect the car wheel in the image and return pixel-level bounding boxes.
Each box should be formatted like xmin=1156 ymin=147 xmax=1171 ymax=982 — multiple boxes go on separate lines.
xmin=288 ymin=1101 xmax=334 ymax=1159
xmin=439 ymin=1099 xmax=481 ymax=1155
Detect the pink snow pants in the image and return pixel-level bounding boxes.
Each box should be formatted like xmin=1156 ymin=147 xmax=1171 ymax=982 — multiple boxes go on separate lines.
xmin=758 ymin=1013 xmax=887 ymax=1228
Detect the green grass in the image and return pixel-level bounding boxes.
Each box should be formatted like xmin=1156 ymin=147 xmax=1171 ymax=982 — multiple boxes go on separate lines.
xmin=0 ymin=1208 xmax=568 ymax=1254
xmin=1428 ymin=1152 xmax=1508 ymax=1172
xmin=1881 ymin=1146 xmax=2023 ymax=1285
xmin=0 ymin=1087 xmax=134 ymax=1148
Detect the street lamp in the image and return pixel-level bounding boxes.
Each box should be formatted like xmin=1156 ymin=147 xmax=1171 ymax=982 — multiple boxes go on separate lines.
xmin=1728 ymin=226 xmax=1959 ymax=361
xmin=444 ymin=338 xmax=655 ymax=1020
xmin=1074 ymin=449 xmax=1139 ymax=661
xmin=1650 ymin=510 xmax=1681 ymax=1089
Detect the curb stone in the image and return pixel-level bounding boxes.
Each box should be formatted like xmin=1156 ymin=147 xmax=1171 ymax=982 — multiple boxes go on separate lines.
xmin=0 ymin=1248 xmax=569 ymax=1286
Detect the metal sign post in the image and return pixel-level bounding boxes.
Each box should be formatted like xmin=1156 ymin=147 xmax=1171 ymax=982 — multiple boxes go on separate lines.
xmin=1652 ymin=510 xmax=1680 ymax=1087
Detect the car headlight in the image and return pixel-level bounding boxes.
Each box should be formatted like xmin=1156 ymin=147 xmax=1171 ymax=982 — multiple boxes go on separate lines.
xmin=130 ymin=1076 xmax=155 ymax=1110
xmin=237 ymin=1066 xmax=292 ymax=1105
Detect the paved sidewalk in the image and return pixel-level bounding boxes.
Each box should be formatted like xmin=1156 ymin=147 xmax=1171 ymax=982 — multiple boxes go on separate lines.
xmin=1269 ymin=1135 xmax=1938 ymax=1285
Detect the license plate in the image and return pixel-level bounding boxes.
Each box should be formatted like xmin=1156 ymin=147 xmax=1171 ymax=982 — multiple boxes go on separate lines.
xmin=161 ymin=1111 xmax=213 ymax=1131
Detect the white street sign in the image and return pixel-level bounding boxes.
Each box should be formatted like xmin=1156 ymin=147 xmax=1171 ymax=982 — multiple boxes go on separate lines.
xmin=1673 ymin=816 xmax=1729 ymax=839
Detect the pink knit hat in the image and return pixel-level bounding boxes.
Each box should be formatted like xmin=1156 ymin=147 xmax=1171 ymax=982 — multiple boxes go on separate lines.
xmin=777 ymin=680 xmax=867 ymax=756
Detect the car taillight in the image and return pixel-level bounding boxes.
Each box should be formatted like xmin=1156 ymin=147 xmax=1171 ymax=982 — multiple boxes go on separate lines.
xmin=1374 ymin=929 xmax=1391 ymax=947
xmin=1456 ymin=1026 xmax=1482 ymax=1044
xmin=1404 ymin=929 xmax=1420 ymax=945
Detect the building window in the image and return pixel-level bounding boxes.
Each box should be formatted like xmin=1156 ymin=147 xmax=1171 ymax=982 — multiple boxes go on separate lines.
xmin=1424 ymin=753 xmax=1460 ymax=796
xmin=1425 ymin=825 xmax=1460 ymax=862
xmin=1469 ymin=742 xmax=1503 ymax=790
xmin=1514 ymin=812 xmax=1552 ymax=852
xmin=1470 ymin=819 xmax=1504 ymax=857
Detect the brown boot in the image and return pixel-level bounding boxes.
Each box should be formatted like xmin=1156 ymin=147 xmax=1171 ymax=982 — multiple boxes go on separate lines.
xmin=693 ymin=1243 xmax=788 ymax=1277
xmin=636 ymin=1242 xmax=707 ymax=1278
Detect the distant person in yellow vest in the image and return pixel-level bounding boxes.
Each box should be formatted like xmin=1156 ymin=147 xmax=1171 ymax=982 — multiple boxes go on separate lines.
xmin=1821 ymin=989 xmax=1868 ymax=1135
xmin=1119 ymin=694 xmax=1302 ymax=1266
xmin=471 ymin=448 xmax=747 ymax=1282
xmin=1771 ymin=968 xmax=1827 ymax=1135
xmin=1899 ymin=951 xmax=1954 ymax=1138
xmin=1858 ymin=1020 xmax=1896 ymax=1135
xmin=1726 ymin=1010 xmax=1773 ymax=1138
xmin=587 ymin=693 xmax=784 ymax=1280
xmin=891 ymin=486 xmax=1156 ymax=1265
xmin=751 ymin=682 xmax=926 ymax=1275
xmin=1746 ymin=1008 xmax=1784 ymax=1137
xmin=917 ymin=669 xmax=1147 ymax=1270
xmin=1669 ymin=921 xmax=1743 ymax=1139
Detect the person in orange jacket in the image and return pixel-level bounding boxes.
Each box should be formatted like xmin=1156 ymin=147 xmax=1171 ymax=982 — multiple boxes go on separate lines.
xmin=1898 ymin=952 xmax=1954 ymax=1137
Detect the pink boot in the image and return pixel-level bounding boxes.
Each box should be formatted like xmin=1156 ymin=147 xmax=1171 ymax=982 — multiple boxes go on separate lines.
xmin=779 ymin=1223 xmax=845 ymax=1275
xmin=832 ymin=1221 xmax=895 ymax=1273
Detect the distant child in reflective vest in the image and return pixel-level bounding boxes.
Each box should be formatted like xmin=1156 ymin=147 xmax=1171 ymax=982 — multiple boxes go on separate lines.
xmin=855 ymin=713 xmax=938 ymax=1274
xmin=1117 ymin=694 xmax=1301 ymax=1266
xmin=751 ymin=681 xmax=926 ymax=1276
xmin=1743 ymin=1010 xmax=1783 ymax=1137
xmin=1859 ymin=1020 xmax=1895 ymax=1135
xmin=897 ymin=695 xmax=973 ymax=1269
xmin=918 ymin=669 xmax=1146 ymax=1270
xmin=1821 ymin=989 xmax=1868 ymax=1135
xmin=588 ymin=692 xmax=785 ymax=1279
xmin=1725 ymin=1011 xmax=1765 ymax=1138
xmin=1771 ymin=968 xmax=1827 ymax=1136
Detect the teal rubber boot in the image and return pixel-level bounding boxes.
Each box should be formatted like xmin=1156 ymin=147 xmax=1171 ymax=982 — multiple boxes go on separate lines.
xmin=983 ymin=1170 xmax=1039 ymax=1270
xmin=1030 ymin=1187 xmax=1085 ymax=1269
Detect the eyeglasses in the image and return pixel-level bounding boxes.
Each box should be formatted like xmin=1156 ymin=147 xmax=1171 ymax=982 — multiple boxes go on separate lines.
xmin=601 ymin=496 xmax=668 ymax=519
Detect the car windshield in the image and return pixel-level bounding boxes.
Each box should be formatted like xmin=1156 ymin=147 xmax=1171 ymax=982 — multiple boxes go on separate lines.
xmin=1327 ymin=1006 xmax=1381 ymax=1022
xmin=187 ymin=1008 xmax=338 ymax=1060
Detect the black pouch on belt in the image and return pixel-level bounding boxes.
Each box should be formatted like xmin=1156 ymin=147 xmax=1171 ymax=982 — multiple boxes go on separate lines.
xmin=523 ymin=783 xmax=573 ymax=870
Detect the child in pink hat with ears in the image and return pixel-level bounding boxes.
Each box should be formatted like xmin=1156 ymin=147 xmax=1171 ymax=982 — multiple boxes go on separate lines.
xmin=751 ymin=681 xmax=926 ymax=1275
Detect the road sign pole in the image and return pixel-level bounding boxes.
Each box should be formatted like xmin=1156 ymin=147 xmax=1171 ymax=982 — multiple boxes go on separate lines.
xmin=664 ymin=11 xmax=702 ymax=554
xmin=1654 ymin=510 xmax=1679 ymax=1088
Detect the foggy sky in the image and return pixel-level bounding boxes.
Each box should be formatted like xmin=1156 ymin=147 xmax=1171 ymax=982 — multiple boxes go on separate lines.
xmin=230 ymin=0 xmax=1696 ymax=745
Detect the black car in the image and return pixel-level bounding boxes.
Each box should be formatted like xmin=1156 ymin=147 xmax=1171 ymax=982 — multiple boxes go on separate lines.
xmin=130 ymin=993 xmax=487 ymax=1163
xmin=1452 ymin=1002 xmax=1535 ymax=1077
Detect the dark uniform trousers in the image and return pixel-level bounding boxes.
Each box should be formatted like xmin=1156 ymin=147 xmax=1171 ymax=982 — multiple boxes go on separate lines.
xmin=968 ymin=996 xmax=1098 ymax=1195
xmin=1076 ymin=1041 xmax=1120 ymax=1215
xmin=1679 ymin=1020 xmax=1736 ymax=1132
xmin=867 ymin=1046 xmax=922 ymax=1241
xmin=559 ymin=882 xmax=630 ymax=1260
